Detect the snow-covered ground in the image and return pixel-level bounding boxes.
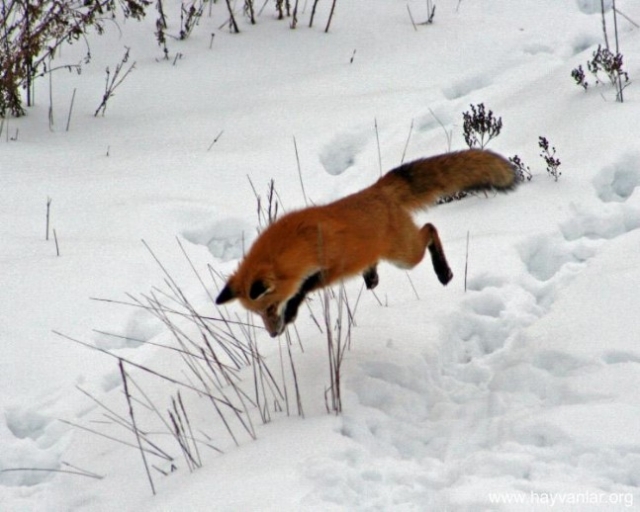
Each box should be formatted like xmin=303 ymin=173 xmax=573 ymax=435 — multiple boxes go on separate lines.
xmin=2 ymin=0 xmax=640 ymax=510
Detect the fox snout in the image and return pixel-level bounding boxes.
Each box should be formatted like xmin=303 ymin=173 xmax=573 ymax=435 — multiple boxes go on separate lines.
xmin=260 ymin=308 xmax=285 ymax=338
xmin=216 ymin=281 xmax=292 ymax=337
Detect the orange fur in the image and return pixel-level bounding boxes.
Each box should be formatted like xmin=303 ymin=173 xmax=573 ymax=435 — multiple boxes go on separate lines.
xmin=217 ymin=149 xmax=516 ymax=336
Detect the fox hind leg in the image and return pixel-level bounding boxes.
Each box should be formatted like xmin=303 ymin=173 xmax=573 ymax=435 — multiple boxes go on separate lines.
xmin=422 ymin=223 xmax=453 ymax=285
xmin=386 ymin=221 xmax=453 ymax=285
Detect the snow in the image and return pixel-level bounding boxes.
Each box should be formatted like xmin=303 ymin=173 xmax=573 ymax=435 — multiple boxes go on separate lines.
xmin=1 ymin=0 xmax=640 ymax=510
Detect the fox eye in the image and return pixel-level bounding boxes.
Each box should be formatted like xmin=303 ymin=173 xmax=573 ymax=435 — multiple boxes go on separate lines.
xmin=249 ymin=279 xmax=271 ymax=300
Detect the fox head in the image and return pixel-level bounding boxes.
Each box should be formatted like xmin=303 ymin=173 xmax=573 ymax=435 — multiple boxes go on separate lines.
xmin=216 ymin=265 xmax=324 ymax=338
xmin=216 ymin=265 xmax=301 ymax=338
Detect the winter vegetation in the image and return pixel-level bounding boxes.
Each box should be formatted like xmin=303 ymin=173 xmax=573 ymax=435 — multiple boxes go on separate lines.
xmin=1 ymin=0 xmax=640 ymax=510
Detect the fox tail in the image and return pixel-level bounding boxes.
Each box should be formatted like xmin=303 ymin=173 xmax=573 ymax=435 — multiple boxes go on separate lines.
xmin=375 ymin=149 xmax=517 ymax=210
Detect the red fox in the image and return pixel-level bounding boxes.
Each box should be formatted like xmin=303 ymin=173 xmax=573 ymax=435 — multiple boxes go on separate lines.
xmin=216 ymin=149 xmax=517 ymax=337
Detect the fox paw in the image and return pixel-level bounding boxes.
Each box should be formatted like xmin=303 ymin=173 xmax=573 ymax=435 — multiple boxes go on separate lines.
xmin=363 ymin=266 xmax=379 ymax=289
xmin=436 ymin=264 xmax=453 ymax=286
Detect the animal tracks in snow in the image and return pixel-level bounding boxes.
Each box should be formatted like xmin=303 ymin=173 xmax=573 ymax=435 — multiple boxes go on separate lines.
xmin=593 ymin=154 xmax=640 ymax=203
xmin=603 ymin=350 xmax=640 ymax=366
xmin=576 ymin=0 xmax=613 ymax=15
xmin=181 ymin=217 xmax=251 ymax=262
xmin=1 ymin=406 xmax=67 ymax=486
xmin=449 ymin=152 xmax=640 ymax=370
xmin=318 ymin=128 xmax=371 ymax=176
xmin=304 ymin=156 xmax=640 ymax=509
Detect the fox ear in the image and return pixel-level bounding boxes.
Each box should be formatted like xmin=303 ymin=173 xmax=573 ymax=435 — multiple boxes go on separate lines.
xmin=249 ymin=279 xmax=272 ymax=301
xmin=216 ymin=284 xmax=236 ymax=305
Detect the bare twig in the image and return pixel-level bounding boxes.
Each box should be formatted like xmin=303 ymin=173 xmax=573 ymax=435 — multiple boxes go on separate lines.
xmin=94 ymin=48 xmax=136 ymax=117
xmin=309 ymin=0 xmax=320 ymax=27
xmin=207 ymin=130 xmax=224 ymax=151
xmin=290 ymin=0 xmax=299 ymax=28
xmin=75 ymin=385 xmax=174 ymax=461
xmin=407 ymin=4 xmax=418 ymax=31
xmin=169 ymin=392 xmax=202 ymax=471
xmin=464 ymin=230 xmax=470 ymax=292
xmin=53 ymin=229 xmax=60 ymax=257
xmin=322 ymin=283 xmax=352 ymax=414
xmin=45 ymin=197 xmax=51 ymax=241
xmin=66 ymin=88 xmax=76 ymax=132
xmin=54 ymin=330 xmax=240 ymax=410
xmin=429 ymin=108 xmax=452 ymax=152
xmin=324 ymin=0 xmax=337 ymax=33
xmin=601 ymin=0 xmax=610 ymax=51
xmin=612 ymin=0 xmax=624 ymax=103
xmin=374 ymin=117 xmax=382 ymax=176
xmin=0 ymin=467 xmax=103 ymax=480
xmin=48 ymin=59 xmax=54 ymax=131
xmin=400 ymin=118 xmax=414 ymax=164
xmin=613 ymin=6 xmax=639 ymax=28
xmin=119 ymin=359 xmax=156 ymax=495
xmin=59 ymin=418 xmax=171 ymax=460
xmin=405 ymin=271 xmax=420 ymax=300
xmin=425 ymin=0 xmax=436 ymax=23
xmin=278 ymin=335 xmax=291 ymax=416
xmin=224 ymin=0 xmax=240 ymax=32
xmin=293 ymin=136 xmax=308 ymax=205
xmin=284 ymin=329 xmax=304 ymax=417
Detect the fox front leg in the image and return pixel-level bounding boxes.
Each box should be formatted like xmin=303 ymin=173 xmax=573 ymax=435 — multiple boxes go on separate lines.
xmin=282 ymin=270 xmax=325 ymax=326
xmin=362 ymin=265 xmax=379 ymax=289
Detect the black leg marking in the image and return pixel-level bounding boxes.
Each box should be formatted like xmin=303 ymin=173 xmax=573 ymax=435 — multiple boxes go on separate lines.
xmin=283 ymin=292 xmax=305 ymax=325
xmin=362 ymin=265 xmax=379 ymax=290
xmin=283 ymin=271 xmax=324 ymax=325
xmin=428 ymin=244 xmax=453 ymax=285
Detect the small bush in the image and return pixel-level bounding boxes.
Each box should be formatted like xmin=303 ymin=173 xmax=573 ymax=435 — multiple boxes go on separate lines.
xmin=0 ymin=0 xmax=150 ymax=117
xmin=94 ymin=48 xmax=136 ymax=117
xmin=571 ymin=65 xmax=589 ymax=91
xmin=179 ymin=1 xmax=205 ymax=40
xmin=538 ymin=136 xmax=561 ymax=181
xmin=572 ymin=2 xmax=630 ymax=102
xmin=587 ymin=45 xmax=628 ymax=88
xmin=508 ymin=155 xmax=532 ymax=183
xmin=571 ymin=45 xmax=629 ymax=101
xmin=462 ymin=103 xmax=503 ymax=149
